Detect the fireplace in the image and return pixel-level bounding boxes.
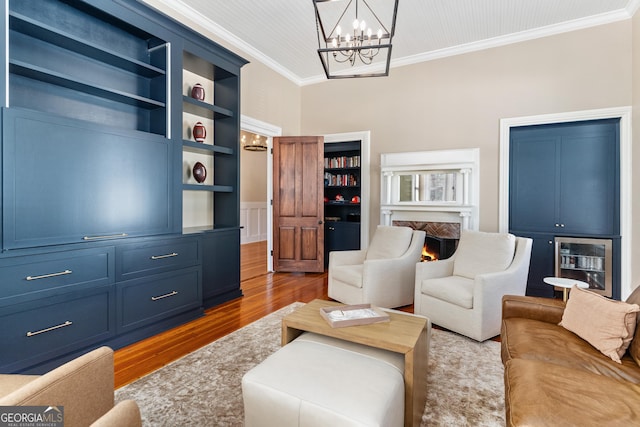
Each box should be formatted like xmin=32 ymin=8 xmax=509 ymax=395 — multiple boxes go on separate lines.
xmin=393 ymin=221 xmax=459 ymax=262
xmin=422 ymin=234 xmax=458 ymax=261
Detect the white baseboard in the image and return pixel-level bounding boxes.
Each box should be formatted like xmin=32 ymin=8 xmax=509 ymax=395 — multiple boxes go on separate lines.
xmin=240 ymin=202 xmax=268 ymax=244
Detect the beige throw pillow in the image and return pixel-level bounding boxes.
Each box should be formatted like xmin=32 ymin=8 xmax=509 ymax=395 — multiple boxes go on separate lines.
xmin=560 ymin=286 xmax=640 ymax=363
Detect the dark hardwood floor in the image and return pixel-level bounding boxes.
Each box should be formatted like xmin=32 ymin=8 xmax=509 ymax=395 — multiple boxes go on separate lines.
xmin=114 ymin=241 xmax=330 ymax=388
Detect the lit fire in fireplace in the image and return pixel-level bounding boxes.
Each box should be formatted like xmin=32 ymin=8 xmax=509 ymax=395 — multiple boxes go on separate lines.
xmin=421 ymin=245 xmax=438 ymax=262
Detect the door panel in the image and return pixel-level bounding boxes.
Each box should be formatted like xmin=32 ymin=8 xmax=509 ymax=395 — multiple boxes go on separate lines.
xmin=559 ymin=132 xmax=616 ymax=235
xmin=278 ymin=227 xmax=295 ymax=260
xmin=509 ymin=135 xmax=558 ymax=232
xmin=301 ymin=227 xmax=318 ymax=260
xmin=273 ymin=136 xmax=324 ymax=272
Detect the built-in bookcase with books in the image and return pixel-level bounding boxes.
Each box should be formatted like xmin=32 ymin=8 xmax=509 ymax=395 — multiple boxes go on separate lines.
xmin=324 ymin=141 xmax=361 ymax=265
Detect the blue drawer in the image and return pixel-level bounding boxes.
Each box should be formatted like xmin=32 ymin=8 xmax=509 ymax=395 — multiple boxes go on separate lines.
xmin=0 ymin=286 xmax=116 ymax=373
xmin=116 ymin=238 xmax=200 ymax=281
xmin=117 ymin=266 xmax=202 ymax=333
xmin=0 ymin=247 xmax=115 ymax=306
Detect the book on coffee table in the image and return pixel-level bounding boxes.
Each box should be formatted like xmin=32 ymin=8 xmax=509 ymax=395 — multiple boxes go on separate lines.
xmin=319 ymin=303 xmax=390 ymax=328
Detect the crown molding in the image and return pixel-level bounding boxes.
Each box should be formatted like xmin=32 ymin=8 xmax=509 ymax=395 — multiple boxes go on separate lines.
xmin=392 ymin=8 xmax=633 ymax=70
xmin=627 ymin=0 xmax=640 ymax=16
xmin=142 ymin=0 xmax=307 ymax=85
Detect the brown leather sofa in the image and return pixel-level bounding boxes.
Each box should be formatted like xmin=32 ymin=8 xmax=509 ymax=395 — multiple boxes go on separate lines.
xmin=501 ymin=288 xmax=640 ymax=426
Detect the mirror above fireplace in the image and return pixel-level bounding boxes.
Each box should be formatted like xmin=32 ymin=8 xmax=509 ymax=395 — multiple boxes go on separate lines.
xmin=380 ymin=148 xmax=480 ymax=231
xmin=397 ymin=171 xmax=460 ymax=203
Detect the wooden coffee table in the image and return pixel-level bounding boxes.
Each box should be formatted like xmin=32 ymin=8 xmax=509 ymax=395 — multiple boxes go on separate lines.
xmin=282 ymin=299 xmax=431 ymax=427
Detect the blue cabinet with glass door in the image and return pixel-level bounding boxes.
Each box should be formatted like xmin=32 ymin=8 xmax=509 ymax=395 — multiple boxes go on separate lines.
xmin=509 ymin=119 xmax=620 ymax=299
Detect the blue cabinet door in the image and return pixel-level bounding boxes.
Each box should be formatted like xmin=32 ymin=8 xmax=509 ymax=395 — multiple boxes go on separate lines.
xmin=2 ymin=108 xmax=175 ymax=249
xmin=559 ymin=130 xmax=617 ymax=235
xmin=509 ymin=136 xmax=558 ymax=233
xmin=509 ymin=119 xmax=619 ymax=237
xmin=201 ymin=229 xmax=242 ymax=308
xmin=515 ymin=232 xmax=555 ymax=297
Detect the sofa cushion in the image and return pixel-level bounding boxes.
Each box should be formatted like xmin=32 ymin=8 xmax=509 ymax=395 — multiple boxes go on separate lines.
xmin=420 ymin=276 xmax=474 ymax=309
xmin=331 ymin=265 xmax=364 ymax=288
xmin=504 ymin=358 xmax=640 ymax=427
xmin=501 ymin=317 xmax=640 ymax=384
xmin=560 ymin=286 xmax=640 ymax=363
xmin=452 ymin=231 xmax=515 ymax=280
xmin=365 ymin=226 xmax=413 ymax=261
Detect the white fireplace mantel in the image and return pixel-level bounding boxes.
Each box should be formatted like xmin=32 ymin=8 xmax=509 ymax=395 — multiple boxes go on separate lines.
xmin=380 ymin=148 xmax=479 ymax=230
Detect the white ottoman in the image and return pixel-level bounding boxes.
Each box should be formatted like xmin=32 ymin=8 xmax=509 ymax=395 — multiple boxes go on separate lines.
xmin=242 ymin=332 xmax=405 ymax=427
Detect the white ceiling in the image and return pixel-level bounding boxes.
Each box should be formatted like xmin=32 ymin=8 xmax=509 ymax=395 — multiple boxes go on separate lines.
xmin=148 ymin=0 xmax=638 ymax=86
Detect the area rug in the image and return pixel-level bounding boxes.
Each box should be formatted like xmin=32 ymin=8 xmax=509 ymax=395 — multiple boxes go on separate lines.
xmin=116 ymin=303 xmax=504 ymax=426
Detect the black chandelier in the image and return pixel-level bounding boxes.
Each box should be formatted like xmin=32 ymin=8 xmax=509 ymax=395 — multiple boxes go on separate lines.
xmin=313 ymin=0 xmax=399 ymax=79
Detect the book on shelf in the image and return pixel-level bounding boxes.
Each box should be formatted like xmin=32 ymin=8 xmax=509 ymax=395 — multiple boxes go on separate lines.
xmin=324 ymin=155 xmax=361 ymax=169
xmin=325 ymin=172 xmax=358 ymax=187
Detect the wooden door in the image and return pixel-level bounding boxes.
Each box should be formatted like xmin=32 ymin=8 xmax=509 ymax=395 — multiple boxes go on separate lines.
xmin=273 ymin=136 xmax=324 ymax=272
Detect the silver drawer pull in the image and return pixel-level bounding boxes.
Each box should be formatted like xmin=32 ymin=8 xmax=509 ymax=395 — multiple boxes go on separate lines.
xmin=26 ymin=321 xmax=73 ymax=337
xmin=83 ymin=233 xmax=128 ymax=241
xmin=150 ymin=252 xmax=178 ymax=260
xmin=151 ymin=291 xmax=178 ymax=301
xmin=26 ymin=270 xmax=73 ymax=281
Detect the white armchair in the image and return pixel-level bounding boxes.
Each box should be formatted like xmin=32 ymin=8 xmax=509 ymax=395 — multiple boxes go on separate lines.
xmin=329 ymin=225 xmax=426 ymax=308
xmin=414 ymin=230 xmax=532 ymax=341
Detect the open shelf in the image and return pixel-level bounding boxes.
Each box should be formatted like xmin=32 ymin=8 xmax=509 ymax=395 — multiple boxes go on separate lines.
xmin=9 ymin=12 xmax=166 ymax=78
xmin=183 ymin=184 xmax=233 ymax=192
xmin=182 ymin=139 xmax=233 ymax=155
xmin=10 ymin=60 xmax=165 ymax=110
xmin=326 ymin=201 xmax=361 ymax=206
xmin=182 ymin=96 xmax=233 ymax=119
xmin=182 ymin=224 xmax=239 ymax=234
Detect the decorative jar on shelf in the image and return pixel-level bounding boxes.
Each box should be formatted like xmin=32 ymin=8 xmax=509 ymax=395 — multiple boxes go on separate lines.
xmin=193 ymin=122 xmax=206 ymax=142
xmin=191 ymin=83 xmax=205 ymax=101
xmin=193 ymin=162 xmax=207 ymax=183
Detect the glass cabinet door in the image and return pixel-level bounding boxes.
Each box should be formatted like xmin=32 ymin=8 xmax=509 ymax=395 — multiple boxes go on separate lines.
xmin=555 ymin=237 xmax=612 ymax=297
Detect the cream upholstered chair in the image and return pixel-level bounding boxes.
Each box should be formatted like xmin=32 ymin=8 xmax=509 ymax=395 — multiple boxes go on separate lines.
xmin=414 ymin=230 xmax=532 ymax=341
xmin=329 ymin=225 xmax=426 ymax=308
xmin=0 ymin=346 xmax=141 ymax=427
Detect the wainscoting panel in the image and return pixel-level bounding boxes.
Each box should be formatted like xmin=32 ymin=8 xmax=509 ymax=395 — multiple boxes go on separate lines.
xmin=240 ymin=202 xmax=268 ymax=244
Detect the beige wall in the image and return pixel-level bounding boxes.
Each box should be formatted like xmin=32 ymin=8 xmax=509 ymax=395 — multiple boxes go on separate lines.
xmin=144 ymin=0 xmax=639 ymax=291
xmin=301 ymin=19 xmax=637 ymax=293
xmin=301 ymin=20 xmax=632 ymax=240
xmin=240 ymin=146 xmax=267 ymax=202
